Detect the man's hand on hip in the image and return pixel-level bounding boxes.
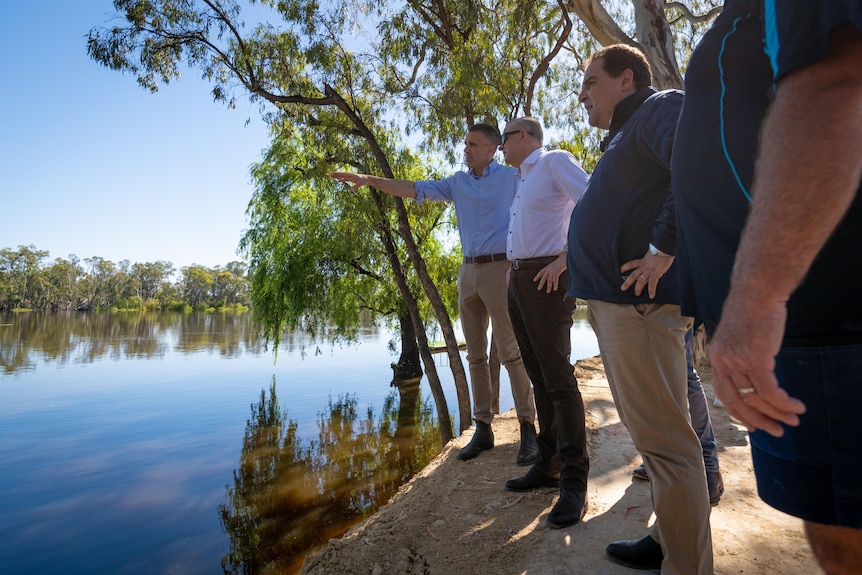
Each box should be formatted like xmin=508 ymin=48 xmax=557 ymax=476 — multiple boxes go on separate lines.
xmin=533 ymin=253 xmax=567 ymax=294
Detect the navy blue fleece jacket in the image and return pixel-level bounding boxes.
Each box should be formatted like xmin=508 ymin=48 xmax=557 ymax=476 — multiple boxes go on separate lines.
xmin=566 ymin=87 xmax=683 ymax=305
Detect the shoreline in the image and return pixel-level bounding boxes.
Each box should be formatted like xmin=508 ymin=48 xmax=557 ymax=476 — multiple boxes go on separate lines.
xmin=300 ymin=356 xmax=817 ymax=575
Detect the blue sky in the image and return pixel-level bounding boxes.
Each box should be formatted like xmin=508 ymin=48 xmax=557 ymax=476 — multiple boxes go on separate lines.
xmin=0 ymin=2 xmax=273 ymax=270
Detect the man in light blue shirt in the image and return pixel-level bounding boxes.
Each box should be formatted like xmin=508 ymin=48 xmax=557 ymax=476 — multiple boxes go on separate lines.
xmin=331 ymin=124 xmax=538 ymax=466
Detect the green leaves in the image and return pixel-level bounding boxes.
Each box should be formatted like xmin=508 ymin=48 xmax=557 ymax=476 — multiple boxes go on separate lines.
xmin=86 ymin=0 xmax=723 ymax=347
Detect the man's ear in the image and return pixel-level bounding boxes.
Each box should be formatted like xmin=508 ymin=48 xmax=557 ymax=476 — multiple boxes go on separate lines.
xmin=620 ymin=68 xmax=635 ymax=90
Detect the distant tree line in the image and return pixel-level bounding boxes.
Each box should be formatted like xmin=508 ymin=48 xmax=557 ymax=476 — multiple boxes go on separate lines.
xmin=0 ymin=244 xmax=250 ymax=312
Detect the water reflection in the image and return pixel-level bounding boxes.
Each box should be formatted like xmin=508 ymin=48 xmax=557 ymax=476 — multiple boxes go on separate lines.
xmin=0 ymin=312 xmax=268 ymax=373
xmin=0 ymin=312 xmax=391 ymax=376
xmin=219 ymin=379 xmax=440 ymax=574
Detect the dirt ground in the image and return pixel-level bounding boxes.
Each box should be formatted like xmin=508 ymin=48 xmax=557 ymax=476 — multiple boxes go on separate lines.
xmin=300 ymin=356 xmax=818 ymax=575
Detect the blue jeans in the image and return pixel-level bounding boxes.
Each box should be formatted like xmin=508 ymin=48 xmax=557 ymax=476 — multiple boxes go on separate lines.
xmin=686 ymin=328 xmax=720 ymax=473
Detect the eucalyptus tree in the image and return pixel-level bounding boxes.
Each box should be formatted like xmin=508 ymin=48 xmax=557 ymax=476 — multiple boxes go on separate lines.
xmin=40 ymin=258 xmax=84 ymax=311
xmin=131 ymin=260 xmax=175 ymax=302
xmin=212 ymin=264 xmax=250 ymax=307
xmin=0 ymin=245 xmax=49 ymax=310
xmin=240 ymin=116 xmax=461 ymax=438
xmin=374 ymin=0 xmax=581 ymax=155
xmin=374 ymin=1 xmax=721 ymax=157
xmin=77 ymin=256 xmax=124 ymax=310
xmin=181 ymin=263 xmax=216 ymax=308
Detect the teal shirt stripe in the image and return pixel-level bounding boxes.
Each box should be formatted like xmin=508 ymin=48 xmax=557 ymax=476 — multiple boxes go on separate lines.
xmin=718 ymin=15 xmax=754 ymax=202
xmin=763 ymin=0 xmax=780 ymax=78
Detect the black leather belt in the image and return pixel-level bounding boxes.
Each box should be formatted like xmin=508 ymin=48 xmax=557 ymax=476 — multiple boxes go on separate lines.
xmin=463 ymin=252 xmax=508 ymax=264
xmin=510 ymin=255 xmax=558 ymax=270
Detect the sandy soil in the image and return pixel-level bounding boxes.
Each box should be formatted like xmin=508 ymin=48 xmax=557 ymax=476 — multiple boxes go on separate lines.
xmin=300 ymin=356 xmax=818 ymax=574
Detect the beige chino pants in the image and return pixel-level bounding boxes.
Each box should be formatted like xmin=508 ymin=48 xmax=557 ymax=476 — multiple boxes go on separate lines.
xmin=588 ymin=299 xmax=713 ymax=575
xmin=458 ymin=259 xmax=535 ymax=424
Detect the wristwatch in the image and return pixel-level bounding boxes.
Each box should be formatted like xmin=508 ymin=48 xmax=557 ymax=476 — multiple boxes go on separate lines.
xmin=648 ymin=243 xmax=671 ymax=257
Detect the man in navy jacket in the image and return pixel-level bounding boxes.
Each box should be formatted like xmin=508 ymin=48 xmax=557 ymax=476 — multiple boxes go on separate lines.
xmin=566 ymin=45 xmax=712 ymax=574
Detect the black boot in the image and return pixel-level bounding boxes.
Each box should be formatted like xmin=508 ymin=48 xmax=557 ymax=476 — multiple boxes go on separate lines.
xmin=505 ymin=466 xmax=560 ymax=492
xmin=606 ymin=535 xmax=664 ymax=570
xmin=517 ymin=420 xmax=538 ymax=466
xmin=547 ymin=488 xmax=588 ymax=529
xmin=457 ymin=420 xmax=494 ymax=461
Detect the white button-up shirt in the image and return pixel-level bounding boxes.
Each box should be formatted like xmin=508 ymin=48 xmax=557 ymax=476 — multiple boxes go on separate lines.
xmin=507 ymin=148 xmax=588 ymax=260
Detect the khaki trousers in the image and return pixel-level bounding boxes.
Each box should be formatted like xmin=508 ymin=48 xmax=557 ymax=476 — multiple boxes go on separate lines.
xmin=459 ymin=260 xmax=535 ymax=424
xmin=588 ymin=300 xmax=713 ymax=575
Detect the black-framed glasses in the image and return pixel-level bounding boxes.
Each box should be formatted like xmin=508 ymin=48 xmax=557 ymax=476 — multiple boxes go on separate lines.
xmin=501 ymin=129 xmax=532 ymax=145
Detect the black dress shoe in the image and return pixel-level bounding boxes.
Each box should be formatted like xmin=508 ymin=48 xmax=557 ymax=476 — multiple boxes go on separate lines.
xmin=708 ymin=470 xmax=724 ymax=506
xmin=606 ymin=535 xmax=663 ymax=570
xmin=516 ymin=420 xmax=538 ymax=466
xmin=546 ymin=488 xmax=588 ymax=529
xmin=457 ymin=421 xmax=494 ymax=461
xmin=504 ymin=466 xmax=560 ymax=492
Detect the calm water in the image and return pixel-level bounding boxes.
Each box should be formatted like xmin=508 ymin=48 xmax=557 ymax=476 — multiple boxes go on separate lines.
xmin=0 ymin=311 xmax=598 ymax=574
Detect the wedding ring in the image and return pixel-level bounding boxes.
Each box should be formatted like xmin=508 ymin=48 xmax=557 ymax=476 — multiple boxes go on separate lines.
xmin=639 ymin=274 xmax=648 ymax=281
xmin=737 ymin=386 xmax=757 ymax=396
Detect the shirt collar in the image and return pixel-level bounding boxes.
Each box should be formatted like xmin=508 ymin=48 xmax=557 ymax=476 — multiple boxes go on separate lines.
xmin=470 ymin=160 xmax=499 ymax=179
xmin=517 ymin=147 xmax=544 ymax=176
xmin=601 ymin=86 xmax=656 ymax=152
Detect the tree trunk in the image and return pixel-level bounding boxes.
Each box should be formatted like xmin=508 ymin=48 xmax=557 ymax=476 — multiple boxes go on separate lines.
xmin=390 ymin=197 xmax=473 ymax=431
xmin=567 ymin=0 xmax=683 ymax=90
xmin=367 ymin=189 xmax=455 ymax=444
xmin=632 ymin=0 xmax=683 ymax=89
xmin=326 ymin=86 xmax=473 ymax=433
xmin=392 ymin=306 xmax=423 ymax=382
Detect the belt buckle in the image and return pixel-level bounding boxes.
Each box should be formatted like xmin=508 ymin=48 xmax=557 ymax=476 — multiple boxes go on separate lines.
xmin=511 ymin=259 xmax=521 ymax=271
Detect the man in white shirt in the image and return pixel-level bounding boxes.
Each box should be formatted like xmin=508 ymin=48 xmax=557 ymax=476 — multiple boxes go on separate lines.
xmin=498 ymin=117 xmax=591 ymax=529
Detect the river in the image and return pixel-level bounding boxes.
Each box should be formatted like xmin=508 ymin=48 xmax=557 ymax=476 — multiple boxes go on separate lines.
xmin=0 ymin=310 xmax=597 ymax=574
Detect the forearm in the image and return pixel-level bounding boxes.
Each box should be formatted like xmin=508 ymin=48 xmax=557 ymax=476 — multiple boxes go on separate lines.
xmin=727 ymin=27 xmax=862 ymax=307
xmin=651 ymin=190 xmax=676 ymax=256
xmin=365 ymin=176 xmax=417 ymax=199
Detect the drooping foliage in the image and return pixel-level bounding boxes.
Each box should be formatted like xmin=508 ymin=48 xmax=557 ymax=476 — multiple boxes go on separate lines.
xmin=88 ymin=0 xmax=724 ymax=438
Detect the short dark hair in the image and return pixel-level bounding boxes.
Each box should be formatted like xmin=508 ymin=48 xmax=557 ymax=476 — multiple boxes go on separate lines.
xmin=468 ymin=123 xmax=502 ymax=147
xmin=588 ymin=44 xmax=652 ymax=91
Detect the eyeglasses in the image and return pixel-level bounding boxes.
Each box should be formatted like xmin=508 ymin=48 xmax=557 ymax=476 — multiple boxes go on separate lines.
xmin=501 ymin=129 xmax=533 ymax=145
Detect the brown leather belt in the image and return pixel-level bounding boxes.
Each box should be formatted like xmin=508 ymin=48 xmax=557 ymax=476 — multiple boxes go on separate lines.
xmin=463 ymin=252 xmax=508 ymax=265
xmin=510 ymin=255 xmax=558 ymax=270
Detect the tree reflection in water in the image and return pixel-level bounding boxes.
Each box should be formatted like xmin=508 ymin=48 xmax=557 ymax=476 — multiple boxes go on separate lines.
xmin=219 ymin=378 xmax=440 ymax=574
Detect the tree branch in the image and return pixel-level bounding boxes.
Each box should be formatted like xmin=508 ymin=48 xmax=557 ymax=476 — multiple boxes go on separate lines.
xmin=565 ymin=0 xmax=636 ymax=47
xmin=525 ymin=0 xmax=573 ymax=116
xmin=664 ymin=2 xmax=722 ymax=24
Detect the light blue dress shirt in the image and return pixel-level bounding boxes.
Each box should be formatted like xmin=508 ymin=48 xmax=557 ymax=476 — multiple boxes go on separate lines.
xmin=414 ymin=161 xmax=518 ymax=258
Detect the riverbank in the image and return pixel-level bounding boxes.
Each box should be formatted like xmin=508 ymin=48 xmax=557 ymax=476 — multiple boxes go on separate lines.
xmin=300 ymin=356 xmax=817 ymax=574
